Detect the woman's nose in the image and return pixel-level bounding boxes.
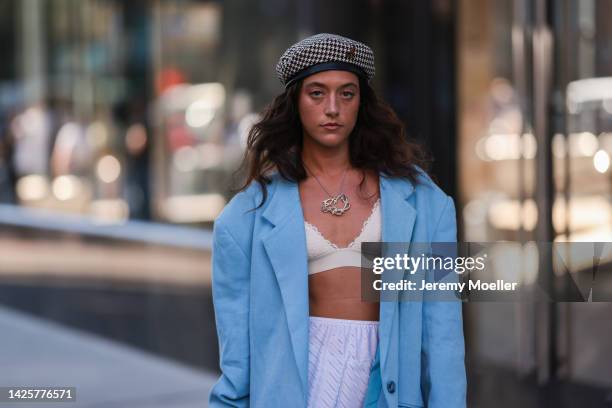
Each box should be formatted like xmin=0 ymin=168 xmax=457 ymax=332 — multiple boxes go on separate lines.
xmin=324 ymin=95 xmax=339 ymax=116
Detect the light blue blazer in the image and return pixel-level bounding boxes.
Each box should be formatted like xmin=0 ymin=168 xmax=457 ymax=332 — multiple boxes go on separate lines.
xmin=209 ymin=169 xmax=466 ymax=407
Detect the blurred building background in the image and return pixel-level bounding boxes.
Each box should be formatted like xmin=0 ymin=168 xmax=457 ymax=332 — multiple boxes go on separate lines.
xmin=0 ymin=0 xmax=610 ymax=407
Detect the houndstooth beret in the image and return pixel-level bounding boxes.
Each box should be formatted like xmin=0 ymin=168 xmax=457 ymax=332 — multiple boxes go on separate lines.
xmin=276 ymin=33 xmax=375 ymax=88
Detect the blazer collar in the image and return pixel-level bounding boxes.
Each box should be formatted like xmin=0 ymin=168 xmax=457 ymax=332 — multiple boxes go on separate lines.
xmin=260 ymin=172 xmax=417 ymax=399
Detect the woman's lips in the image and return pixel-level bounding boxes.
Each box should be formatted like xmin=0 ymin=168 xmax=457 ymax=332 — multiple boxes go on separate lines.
xmin=322 ymin=124 xmax=342 ymax=130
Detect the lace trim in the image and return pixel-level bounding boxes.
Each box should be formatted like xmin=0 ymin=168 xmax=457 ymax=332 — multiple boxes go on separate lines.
xmin=305 ymin=198 xmax=380 ymax=250
xmin=305 ymin=222 xmax=342 ymax=250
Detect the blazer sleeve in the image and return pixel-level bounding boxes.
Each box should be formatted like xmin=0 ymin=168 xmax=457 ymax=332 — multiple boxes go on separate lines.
xmin=421 ymin=195 xmax=467 ymax=408
xmin=209 ymin=221 xmax=251 ymax=407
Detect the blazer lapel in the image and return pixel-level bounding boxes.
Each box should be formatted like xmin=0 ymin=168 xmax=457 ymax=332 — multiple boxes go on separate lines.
xmin=378 ymin=174 xmax=418 ymax=375
xmin=260 ymin=173 xmax=418 ymax=401
xmin=260 ymin=176 xmax=310 ymax=399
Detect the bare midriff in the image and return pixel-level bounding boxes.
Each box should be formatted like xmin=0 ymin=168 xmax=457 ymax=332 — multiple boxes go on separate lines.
xmin=308 ymin=267 xmax=380 ymax=321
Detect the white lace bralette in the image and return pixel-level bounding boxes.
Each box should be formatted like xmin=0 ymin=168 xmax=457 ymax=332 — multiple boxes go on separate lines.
xmin=305 ymin=198 xmax=381 ymax=275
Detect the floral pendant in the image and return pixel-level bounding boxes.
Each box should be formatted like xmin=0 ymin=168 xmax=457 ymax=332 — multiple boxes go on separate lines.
xmin=321 ymin=193 xmax=351 ymax=216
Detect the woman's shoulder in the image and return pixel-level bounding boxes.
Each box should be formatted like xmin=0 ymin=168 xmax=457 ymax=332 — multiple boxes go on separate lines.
xmin=215 ymin=185 xmax=257 ymax=229
xmin=386 ymin=165 xmax=450 ymax=202
xmin=212 ymin=182 xmax=263 ymax=255
xmin=414 ymin=166 xmax=450 ymax=199
xmin=214 ymin=173 xmax=282 ymax=232
xmin=383 ymin=166 xmax=454 ymax=231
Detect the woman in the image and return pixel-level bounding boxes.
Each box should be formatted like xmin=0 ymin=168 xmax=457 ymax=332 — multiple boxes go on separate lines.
xmin=209 ymin=33 xmax=466 ymax=407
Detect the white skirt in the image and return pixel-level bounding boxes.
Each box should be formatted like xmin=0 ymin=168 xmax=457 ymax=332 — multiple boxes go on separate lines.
xmin=307 ymin=316 xmax=379 ymax=408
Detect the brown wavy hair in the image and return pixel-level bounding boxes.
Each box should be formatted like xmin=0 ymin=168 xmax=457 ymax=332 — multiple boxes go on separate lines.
xmin=233 ymin=77 xmax=431 ymax=209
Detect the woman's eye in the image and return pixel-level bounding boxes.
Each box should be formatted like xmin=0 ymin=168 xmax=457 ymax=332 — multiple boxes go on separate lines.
xmin=310 ymin=91 xmax=323 ymax=97
xmin=342 ymin=91 xmax=355 ymax=98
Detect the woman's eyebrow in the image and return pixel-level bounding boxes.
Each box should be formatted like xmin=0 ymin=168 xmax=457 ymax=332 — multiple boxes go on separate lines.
xmin=304 ymin=81 xmax=359 ymax=89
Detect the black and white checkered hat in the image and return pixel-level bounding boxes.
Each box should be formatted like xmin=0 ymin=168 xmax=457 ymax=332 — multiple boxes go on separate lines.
xmin=276 ymin=33 xmax=375 ymax=88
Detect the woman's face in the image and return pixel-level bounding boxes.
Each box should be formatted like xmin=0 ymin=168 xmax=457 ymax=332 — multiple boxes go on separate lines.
xmin=298 ymin=70 xmax=360 ymax=149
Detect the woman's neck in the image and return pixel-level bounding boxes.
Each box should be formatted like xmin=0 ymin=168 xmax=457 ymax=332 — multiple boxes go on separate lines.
xmin=301 ymin=144 xmax=351 ymax=177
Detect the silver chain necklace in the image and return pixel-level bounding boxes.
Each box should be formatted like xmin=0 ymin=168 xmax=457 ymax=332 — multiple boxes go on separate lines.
xmin=303 ymin=162 xmax=351 ymax=216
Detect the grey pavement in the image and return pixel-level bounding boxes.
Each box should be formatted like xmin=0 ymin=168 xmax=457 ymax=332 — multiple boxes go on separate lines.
xmin=0 ymin=306 xmax=217 ymax=408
